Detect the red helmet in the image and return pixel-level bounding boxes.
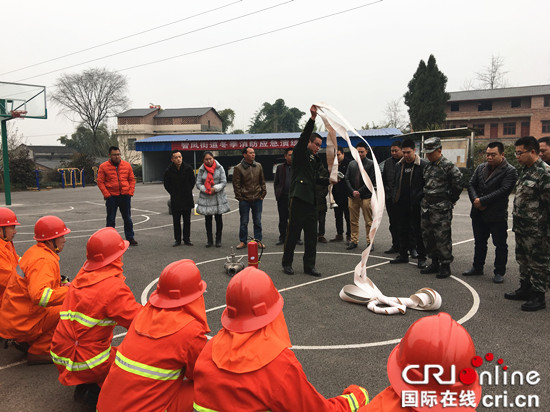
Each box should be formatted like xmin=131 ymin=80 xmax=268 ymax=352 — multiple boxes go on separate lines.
xmin=221 ymin=267 xmax=284 ymax=333
xmin=0 ymin=208 xmax=20 ymax=227
xmin=387 ymin=312 xmax=481 ymax=412
xmin=149 ymin=259 xmax=206 ymax=309
xmin=33 ymin=216 xmax=71 ymax=241
xmin=83 ymin=227 xmax=129 ymax=271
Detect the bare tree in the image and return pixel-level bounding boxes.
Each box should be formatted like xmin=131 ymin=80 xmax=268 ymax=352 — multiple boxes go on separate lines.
xmin=383 ymin=99 xmax=409 ymax=131
xmin=476 ymin=55 xmax=509 ymax=89
xmin=5 ymin=123 xmax=27 ymax=151
xmin=50 ymin=68 xmax=129 ymax=147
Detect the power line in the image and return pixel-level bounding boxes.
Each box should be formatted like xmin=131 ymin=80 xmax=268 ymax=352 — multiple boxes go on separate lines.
xmin=118 ymin=0 xmax=383 ymax=72
xmin=16 ymin=1 xmax=294 ymax=83
xmin=1 ymin=0 xmax=242 ymax=77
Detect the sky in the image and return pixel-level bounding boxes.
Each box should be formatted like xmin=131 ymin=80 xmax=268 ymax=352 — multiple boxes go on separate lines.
xmin=2 ymin=0 xmax=550 ymax=146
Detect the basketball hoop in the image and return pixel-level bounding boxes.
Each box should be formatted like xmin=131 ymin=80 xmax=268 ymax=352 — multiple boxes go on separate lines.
xmin=10 ymin=110 xmax=28 ymax=118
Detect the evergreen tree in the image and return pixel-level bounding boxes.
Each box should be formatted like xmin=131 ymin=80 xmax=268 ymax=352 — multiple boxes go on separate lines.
xmin=404 ymin=55 xmax=449 ymax=131
xmin=248 ymin=99 xmax=305 ymax=133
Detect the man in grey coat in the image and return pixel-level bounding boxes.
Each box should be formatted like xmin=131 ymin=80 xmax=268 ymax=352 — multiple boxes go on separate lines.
xmin=463 ymin=142 xmax=517 ymax=283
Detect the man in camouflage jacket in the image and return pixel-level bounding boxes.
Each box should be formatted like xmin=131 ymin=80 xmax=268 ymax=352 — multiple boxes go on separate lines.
xmin=420 ymin=137 xmax=463 ymax=279
xmin=505 ymin=136 xmax=550 ymax=311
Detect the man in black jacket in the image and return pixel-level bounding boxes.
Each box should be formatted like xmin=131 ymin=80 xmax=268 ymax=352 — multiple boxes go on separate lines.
xmin=381 ymin=141 xmax=402 ymax=254
xmin=273 ymin=148 xmax=302 ymax=246
xmin=163 ymin=150 xmax=196 ymax=246
xmin=390 ymin=139 xmax=428 ymax=268
xmin=344 ymin=142 xmax=376 ymax=250
xmin=463 ymin=141 xmax=517 ymax=283
xmin=282 ymin=105 xmax=329 ymax=277
xmin=329 ymin=147 xmax=351 ymax=243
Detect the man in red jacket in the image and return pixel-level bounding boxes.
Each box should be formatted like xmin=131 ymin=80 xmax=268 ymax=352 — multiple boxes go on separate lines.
xmin=50 ymin=227 xmax=142 ymax=407
xmin=0 ymin=216 xmax=70 ymax=364
xmin=193 ymin=267 xmax=369 ymax=412
xmin=97 ymin=259 xmax=209 ymax=412
xmin=97 ymin=146 xmax=137 ymax=245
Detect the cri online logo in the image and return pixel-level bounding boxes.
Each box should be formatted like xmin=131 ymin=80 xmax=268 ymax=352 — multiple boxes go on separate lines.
xmin=402 ymin=353 xmax=504 ymax=385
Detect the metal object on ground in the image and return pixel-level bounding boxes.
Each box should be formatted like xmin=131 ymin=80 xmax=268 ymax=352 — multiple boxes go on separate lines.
xmin=224 ymin=246 xmax=245 ymax=276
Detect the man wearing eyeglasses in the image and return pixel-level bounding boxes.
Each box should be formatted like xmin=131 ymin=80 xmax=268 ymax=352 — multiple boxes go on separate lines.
xmin=463 ymin=142 xmax=517 ymax=284
xmin=505 ymin=136 xmax=550 ymax=311
xmin=282 ymin=105 xmax=330 ymax=277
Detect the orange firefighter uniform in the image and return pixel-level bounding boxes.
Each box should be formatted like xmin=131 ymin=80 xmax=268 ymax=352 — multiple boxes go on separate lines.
xmin=97 ymin=259 xmax=209 ymax=412
xmin=97 ymin=300 xmax=209 ymax=412
xmin=0 ymin=243 xmax=67 ymax=355
xmin=193 ymin=267 xmax=369 ymax=412
xmin=0 ymin=237 xmax=19 ymax=301
xmin=50 ymin=259 xmax=142 ymax=386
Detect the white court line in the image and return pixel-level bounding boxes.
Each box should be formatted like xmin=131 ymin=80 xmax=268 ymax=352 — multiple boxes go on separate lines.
xmin=0 ymin=360 xmax=26 ymax=370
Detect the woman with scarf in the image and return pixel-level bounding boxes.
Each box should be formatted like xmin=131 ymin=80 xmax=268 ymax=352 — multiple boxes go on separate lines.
xmin=196 ymin=151 xmax=230 ymax=248
xmin=193 ymin=267 xmax=370 ymax=412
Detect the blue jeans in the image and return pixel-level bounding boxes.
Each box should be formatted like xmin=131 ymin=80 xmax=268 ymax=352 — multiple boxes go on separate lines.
xmin=106 ymin=195 xmax=134 ymax=240
xmin=238 ymin=200 xmax=262 ymax=242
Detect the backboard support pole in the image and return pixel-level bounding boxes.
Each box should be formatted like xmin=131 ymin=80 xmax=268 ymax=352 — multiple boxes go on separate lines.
xmin=1 ymin=119 xmax=12 ymax=205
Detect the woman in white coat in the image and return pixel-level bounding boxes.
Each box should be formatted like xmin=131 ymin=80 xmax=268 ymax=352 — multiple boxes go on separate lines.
xmin=196 ymin=151 xmax=230 ymax=247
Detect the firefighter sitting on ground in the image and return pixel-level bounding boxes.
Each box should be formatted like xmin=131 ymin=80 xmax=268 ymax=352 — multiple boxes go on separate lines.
xmin=97 ymin=259 xmax=209 ymax=412
xmin=193 ymin=266 xmax=370 ymax=412
xmin=0 ymin=216 xmax=70 ymax=365
xmin=50 ymin=227 xmax=142 ymax=406
xmin=0 ymin=208 xmax=20 ymax=303
xmin=358 ymin=312 xmax=481 ymax=412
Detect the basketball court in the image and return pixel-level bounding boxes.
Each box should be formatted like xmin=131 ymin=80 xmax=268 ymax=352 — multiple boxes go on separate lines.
xmin=0 ymin=182 xmax=548 ymax=411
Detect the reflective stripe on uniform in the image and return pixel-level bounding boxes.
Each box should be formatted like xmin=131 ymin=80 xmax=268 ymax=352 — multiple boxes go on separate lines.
xmin=50 ymin=346 xmax=111 ymax=371
xmin=60 ymin=310 xmax=117 ymax=328
xmin=115 ymin=351 xmax=183 ymax=381
xmin=340 ymin=387 xmax=369 ymax=411
xmin=39 ymin=288 xmax=53 ymax=307
xmin=193 ymin=403 xmax=270 ymax=412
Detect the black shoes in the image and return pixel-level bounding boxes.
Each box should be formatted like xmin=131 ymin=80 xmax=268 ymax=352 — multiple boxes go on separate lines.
xmin=462 ymin=267 xmax=483 ymax=276
xmin=305 ymin=267 xmax=321 ymax=277
xmin=493 ymin=274 xmax=504 ymax=284
xmin=504 ymin=280 xmax=531 ymax=301
xmin=276 ymin=239 xmax=285 ymax=245
xmin=215 ymin=241 xmax=222 ymax=248
xmin=384 ymin=246 xmax=398 ymax=254
xmin=318 ymin=236 xmax=328 ymax=243
xmin=417 ymin=259 xmax=427 ymax=269
xmin=521 ymin=292 xmax=546 ymax=312
xmin=346 ymin=242 xmax=358 ymax=250
xmin=205 ymin=242 xmax=213 ymax=248
xmin=409 ymin=249 xmax=419 ymax=259
xmin=390 ymin=255 xmax=409 ymax=264
xmin=128 ymin=238 xmax=138 ymax=246
xmin=283 ymin=266 xmax=294 ymax=275
xmin=330 ymin=234 xmax=344 ymax=242
xmin=74 ymin=383 xmax=100 ymax=407
xmin=436 ymin=263 xmax=451 ymax=279
xmin=183 ymin=241 xmax=193 ymax=246
xmin=172 ymin=241 xmax=181 ymax=247
xmin=420 ymin=261 xmax=440 ymax=274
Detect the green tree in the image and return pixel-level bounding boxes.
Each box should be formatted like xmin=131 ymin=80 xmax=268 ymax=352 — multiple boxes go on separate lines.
xmin=1 ymin=147 xmax=36 ymax=190
xmin=248 ymin=99 xmax=305 ymax=133
xmin=218 ymin=108 xmax=235 ymax=133
xmin=404 ymin=55 xmax=449 ymax=131
xmin=58 ymin=123 xmax=117 ymax=157
xmin=50 ymin=68 xmax=128 ymax=148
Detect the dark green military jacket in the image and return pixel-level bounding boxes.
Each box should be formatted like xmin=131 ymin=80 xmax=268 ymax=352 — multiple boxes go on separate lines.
xmin=289 ymin=118 xmax=323 ymax=205
xmin=421 ymin=155 xmax=463 ymax=211
xmin=513 ymin=158 xmax=550 ymax=236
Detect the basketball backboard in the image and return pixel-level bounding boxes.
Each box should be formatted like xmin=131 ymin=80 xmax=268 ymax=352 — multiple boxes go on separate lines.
xmin=0 ymin=81 xmax=47 ymax=119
